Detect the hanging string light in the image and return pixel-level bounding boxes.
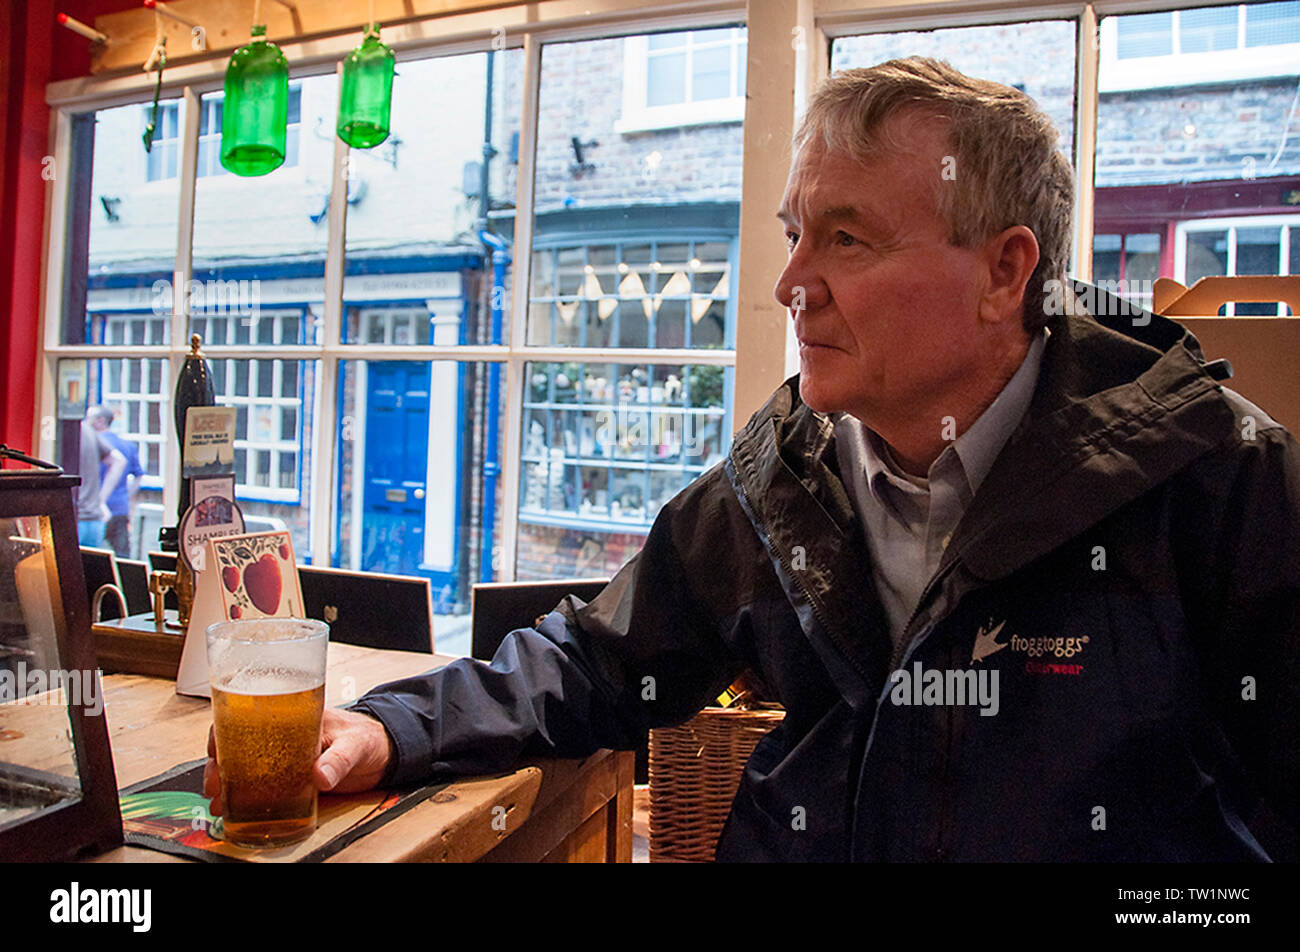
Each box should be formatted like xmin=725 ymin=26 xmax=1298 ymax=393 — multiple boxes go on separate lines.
xmin=221 ymin=0 xmax=289 ymax=176
xmin=337 ymin=0 xmax=395 ymax=148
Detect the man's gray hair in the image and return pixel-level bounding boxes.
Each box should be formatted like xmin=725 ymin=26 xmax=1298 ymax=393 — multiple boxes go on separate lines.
xmin=89 ymin=405 xmax=115 ymax=426
xmin=794 ymin=57 xmax=1074 ymax=332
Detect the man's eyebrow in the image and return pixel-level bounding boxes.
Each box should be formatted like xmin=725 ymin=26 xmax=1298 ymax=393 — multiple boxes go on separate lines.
xmin=775 ymin=204 xmax=875 ymax=229
xmin=818 ymin=204 xmax=872 ymax=226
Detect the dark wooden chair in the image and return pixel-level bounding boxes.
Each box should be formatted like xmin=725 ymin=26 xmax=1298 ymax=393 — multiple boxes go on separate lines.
xmin=298 ymin=564 xmax=435 ymax=654
xmin=80 ymin=546 xmax=124 ymax=621
xmin=470 ymin=578 xmax=609 ymax=661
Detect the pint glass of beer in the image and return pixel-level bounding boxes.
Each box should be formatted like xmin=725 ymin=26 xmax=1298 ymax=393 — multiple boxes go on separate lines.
xmin=206 ymin=618 xmax=329 ymax=848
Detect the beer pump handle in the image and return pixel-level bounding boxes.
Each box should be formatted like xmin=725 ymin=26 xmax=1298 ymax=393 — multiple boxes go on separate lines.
xmin=174 ymin=333 xmax=215 ymax=523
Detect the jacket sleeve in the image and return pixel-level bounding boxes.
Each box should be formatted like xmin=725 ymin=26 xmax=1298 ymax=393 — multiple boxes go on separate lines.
xmin=349 ymin=478 xmax=745 ymax=787
xmin=1198 ymin=424 xmax=1300 ymax=843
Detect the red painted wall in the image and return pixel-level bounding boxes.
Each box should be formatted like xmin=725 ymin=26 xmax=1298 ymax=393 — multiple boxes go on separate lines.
xmin=0 ymin=0 xmax=127 ymax=459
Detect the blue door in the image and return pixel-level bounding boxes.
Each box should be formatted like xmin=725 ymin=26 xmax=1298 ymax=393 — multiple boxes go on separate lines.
xmin=361 ymin=362 xmax=431 ymax=576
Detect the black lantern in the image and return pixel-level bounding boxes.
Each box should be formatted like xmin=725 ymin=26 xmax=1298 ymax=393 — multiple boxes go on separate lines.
xmin=0 ymin=460 xmax=123 ymax=861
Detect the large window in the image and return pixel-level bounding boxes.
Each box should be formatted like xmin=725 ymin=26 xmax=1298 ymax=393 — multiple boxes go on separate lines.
xmin=52 ymin=1 xmax=1300 ymax=650
xmin=1095 ymin=3 xmax=1300 ymax=310
xmin=528 ymin=238 xmax=732 ymax=349
xmin=1175 ymin=217 xmax=1300 ymax=314
xmin=831 ymin=19 xmax=1077 ymax=158
xmin=1101 ymin=2 xmax=1300 ymax=90
xmin=616 ymin=27 xmax=747 ymax=132
xmin=518 ymin=28 xmax=741 ymax=580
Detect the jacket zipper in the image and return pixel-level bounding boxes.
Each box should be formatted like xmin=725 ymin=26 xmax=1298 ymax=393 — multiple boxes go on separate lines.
xmin=886 ymin=555 xmax=965 ymax=862
xmin=733 ymin=444 xmax=968 ymax=861
xmin=728 ymin=455 xmax=875 ymax=687
xmin=888 ymin=555 xmax=961 ymax=673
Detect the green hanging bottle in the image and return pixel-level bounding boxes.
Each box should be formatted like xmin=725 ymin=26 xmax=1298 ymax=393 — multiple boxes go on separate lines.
xmin=221 ymin=24 xmax=289 ymax=176
xmin=337 ymin=25 xmax=394 ymax=149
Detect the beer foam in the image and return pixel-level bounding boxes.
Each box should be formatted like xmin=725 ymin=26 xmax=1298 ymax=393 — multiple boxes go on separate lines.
xmin=216 ymin=666 xmax=324 ymax=696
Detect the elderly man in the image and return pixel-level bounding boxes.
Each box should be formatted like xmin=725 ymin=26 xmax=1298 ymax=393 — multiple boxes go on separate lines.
xmin=207 ymin=58 xmax=1299 ymax=861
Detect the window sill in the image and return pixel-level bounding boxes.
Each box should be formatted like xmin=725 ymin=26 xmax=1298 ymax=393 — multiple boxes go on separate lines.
xmin=614 ymin=99 xmax=745 ymax=135
xmin=1100 ymin=45 xmax=1300 ymax=92
xmin=518 ymin=509 xmax=654 ymax=534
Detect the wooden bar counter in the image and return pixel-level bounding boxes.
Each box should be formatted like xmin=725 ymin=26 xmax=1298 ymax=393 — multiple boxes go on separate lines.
xmin=6 ymin=640 xmax=633 ymax=863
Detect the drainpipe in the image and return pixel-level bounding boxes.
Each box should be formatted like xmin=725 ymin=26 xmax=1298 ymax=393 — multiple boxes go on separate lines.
xmin=479 ymin=228 xmax=509 ymax=582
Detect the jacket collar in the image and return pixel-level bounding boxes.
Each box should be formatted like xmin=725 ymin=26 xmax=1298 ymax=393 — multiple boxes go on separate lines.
xmin=949 ymin=307 xmax=1234 ymax=580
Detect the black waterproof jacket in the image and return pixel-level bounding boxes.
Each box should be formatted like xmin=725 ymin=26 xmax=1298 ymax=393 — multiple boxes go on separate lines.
xmin=354 ymin=307 xmax=1300 ymax=861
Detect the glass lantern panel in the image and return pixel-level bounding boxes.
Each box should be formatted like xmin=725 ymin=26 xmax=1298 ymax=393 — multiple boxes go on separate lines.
xmin=0 ymin=516 xmax=86 ymax=831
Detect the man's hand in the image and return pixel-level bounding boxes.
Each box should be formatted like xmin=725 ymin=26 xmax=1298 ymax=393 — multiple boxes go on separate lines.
xmin=203 ymin=707 xmax=396 ymax=816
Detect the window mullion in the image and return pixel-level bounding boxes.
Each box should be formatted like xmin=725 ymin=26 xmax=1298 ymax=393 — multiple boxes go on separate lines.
xmin=499 ymin=31 xmax=544 ymax=583
xmin=1074 ymin=4 xmax=1100 ymax=285
xmin=311 ymin=62 xmax=349 ymax=567
xmin=163 ymin=85 xmax=203 ymax=522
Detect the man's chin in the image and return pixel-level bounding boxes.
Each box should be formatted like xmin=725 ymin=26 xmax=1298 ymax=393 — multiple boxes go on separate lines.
xmin=796 ymin=376 xmax=844 ymax=415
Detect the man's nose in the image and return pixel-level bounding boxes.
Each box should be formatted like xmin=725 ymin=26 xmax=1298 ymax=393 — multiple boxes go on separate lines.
xmin=773 ymin=250 xmax=827 ymax=314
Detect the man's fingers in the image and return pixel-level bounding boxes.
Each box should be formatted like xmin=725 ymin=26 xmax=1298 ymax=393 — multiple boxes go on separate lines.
xmin=204 ymin=761 xmax=223 ymax=817
xmin=314 ymin=737 xmax=358 ymax=791
xmin=313 ymin=709 xmax=391 ymax=792
xmin=204 ymin=725 xmax=223 ymax=814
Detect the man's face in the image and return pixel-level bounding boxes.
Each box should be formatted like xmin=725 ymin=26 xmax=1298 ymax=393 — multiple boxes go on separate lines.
xmin=773 ymin=113 xmax=989 ymax=425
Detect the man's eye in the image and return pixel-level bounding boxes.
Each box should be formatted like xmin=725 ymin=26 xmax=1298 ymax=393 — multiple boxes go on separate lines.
xmin=836 ymin=231 xmax=858 ymax=247
xmin=785 ymin=231 xmax=800 ymax=250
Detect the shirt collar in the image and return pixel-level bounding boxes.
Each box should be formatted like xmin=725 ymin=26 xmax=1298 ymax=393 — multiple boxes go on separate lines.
xmin=850 ymin=326 xmax=1049 ymax=502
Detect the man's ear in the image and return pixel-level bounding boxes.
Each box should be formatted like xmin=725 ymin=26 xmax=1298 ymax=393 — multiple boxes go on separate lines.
xmin=979 ymin=225 xmax=1039 ymax=325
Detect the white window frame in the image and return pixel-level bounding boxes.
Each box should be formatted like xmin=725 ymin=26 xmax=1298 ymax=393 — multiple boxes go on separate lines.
xmin=1174 ymin=213 xmax=1300 ymax=314
xmin=194 ymin=310 xmax=306 ymax=502
xmin=41 ymin=0 xmax=742 ymax=579
xmin=55 ymin=0 xmax=1291 ymax=577
xmin=1099 ymin=4 xmax=1300 ymax=92
xmin=615 ymin=29 xmax=747 ymax=134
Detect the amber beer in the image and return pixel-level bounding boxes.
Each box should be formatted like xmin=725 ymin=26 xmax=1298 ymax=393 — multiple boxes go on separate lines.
xmin=206 ymin=618 xmax=329 ymax=848
xmin=211 ymin=673 xmax=324 ymax=846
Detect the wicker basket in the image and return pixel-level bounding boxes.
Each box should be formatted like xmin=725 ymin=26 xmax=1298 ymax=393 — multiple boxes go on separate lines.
xmin=648 ymin=706 xmax=786 ymax=862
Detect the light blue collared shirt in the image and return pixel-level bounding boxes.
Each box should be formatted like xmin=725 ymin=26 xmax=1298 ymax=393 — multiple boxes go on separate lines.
xmin=834 ymin=328 xmax=1049 ymax=649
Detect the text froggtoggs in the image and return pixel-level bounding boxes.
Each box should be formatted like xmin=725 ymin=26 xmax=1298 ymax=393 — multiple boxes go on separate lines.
xmin=889 ymin=663 xmax=999 ymax=717
xmin=49 ymin=883 xmax=151 ymax=933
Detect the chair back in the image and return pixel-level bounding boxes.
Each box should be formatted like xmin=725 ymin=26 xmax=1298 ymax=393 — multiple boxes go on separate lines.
xmin=299 ymin=565 xmax=435 ymax=654
xmin=470 ymin=578 xmax=609 ymax=661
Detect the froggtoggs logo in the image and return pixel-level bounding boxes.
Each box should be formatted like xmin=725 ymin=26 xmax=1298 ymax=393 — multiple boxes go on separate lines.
xmin=1009 ymin=633 xmax=1090 ymax=676
xmin=970 ymin=618 xmax=1007 ymax=664
xmin=1009 ymin=634 xmax=1090 ymax=658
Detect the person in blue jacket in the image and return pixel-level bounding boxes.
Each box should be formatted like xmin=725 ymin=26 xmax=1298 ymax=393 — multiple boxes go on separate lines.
xmin=207 ymin=57 xmax=1300 ymax=861
xmin=89 ymin=405 xmax=145 ymax=559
